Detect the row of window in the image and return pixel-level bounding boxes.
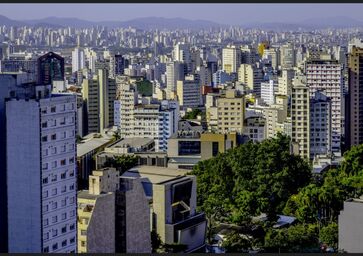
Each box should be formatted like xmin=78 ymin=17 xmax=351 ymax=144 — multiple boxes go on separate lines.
xmin=41 ymin=103 xmax=75 ymax=115
xmin=42 ymin=169 xmax=74 ymax=185
xmin=42 ymin=198 xmax=76 ymax=213
xmin=41 ymin=130 xmax=75 ymax=143
xmin=43 ymin=236 xmax=75 ymax=252
xmin=42 ymin=157 xmax=75 ymax=171
xmin=42 ymin=183 xmax=75 ymax=198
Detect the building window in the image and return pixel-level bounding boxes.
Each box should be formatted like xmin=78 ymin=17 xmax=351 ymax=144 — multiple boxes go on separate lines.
xmin=52 ymin=229 xmax=58 ymax=237
xmin=42 ymin=177 xmax=48 ymax=184
xmin=212 ymin=142 xmax=219 ymax=157
xmin=70 ymin=237 xmax=75 ymax=244
xmin=42 ymin=136 xmax=47 ymax=142
xmin=61 ymin=172 xmax=66 ymax=180
xmin=43 ymin=218 xmax=49 ymax=226
xmin=61 ymin=240 xmax=67 ymax=247
xmin=70 ymin=223 xmax=75 ymax=230
xmin=51 ymin=106 xmax=56 ymax=113
xmin=51 ymin=147 xmax=57 ymax=154
xmin=61 ymin=199 xmax=66 ymax=207
xmin=42 ymin=122 xmax=47 ymax=128
xmin=69 ymin=157 xmax=74 ymax=164
xmin=61 ymin=212 xmax=67 ymax=220
xmin=70 ymin=210 xmax=75 ymax=217
xmin=81 ymin=230 xmax=87 ymax=236
xmin=43 ymin=190 xmax=48 ymax=198
xmin=44 ymin=232 xmax=49 ymax=240
xmin=61 ymin=186 xmax=66 ymax=193
xmin=51 ymin=134 xmax=57 ymax=140
xmin=81 ymin=241 xmax=86 ymax=247
xmin=52 ymin=243 xmax=58 ymax=251
xmin=51 ymin=175 xmax=57 ymax=182
xmin=69 ymin=184 xmax=74 ymax=191
xmin=60 ymin=159 xmax=66 ymax=166
xmin=52 ymin=216 xmax=57 ymax=223
xmin=69 ymin=170 xmax=74 ymax=177
xmin=61 ymin=226 xmax=67 ymax=234
xmin=52 ymin=202 xmax=57 ymax=210
xmin=42 ymin=163 xmax=48 ymax=170
xmin=43 ymin=205 xmax=49 ymax=213
xmin=43 ymin=246 xmax=49 ymax=253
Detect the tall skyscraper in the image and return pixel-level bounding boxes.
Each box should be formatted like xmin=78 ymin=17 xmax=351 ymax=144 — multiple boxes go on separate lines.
xmin=222 ymin=45 xmax=241 ymax=74
xmin=6 ymin=84 xmax=77 ymax=253
xmin=109 ymin=54 xmax=127 ymax=78
xmin=166 ymin=61 xmax=185 ymax=99
xmin=291 ymin=75 xmax=310 ymax=159
xmin=37 ymin=52 xmax=64 ymax=85
xmin=280 ymin=42 xmax=296 ymax=69
xmin=310 ymin=91 xmax=332 ymax=159
xmin=82 ymin=69 xmax=116 ymax=134
xmin=306 ymin=60 xmax=343 ymax=153
xmin=347 ymin=46 xmax=363 ymax=148
xmin=71 ymin=47 xmax=85 ymax=73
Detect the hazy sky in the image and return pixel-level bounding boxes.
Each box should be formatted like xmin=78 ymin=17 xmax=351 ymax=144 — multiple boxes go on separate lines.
xmin=0 ymin=4 xmax=362 ymax=25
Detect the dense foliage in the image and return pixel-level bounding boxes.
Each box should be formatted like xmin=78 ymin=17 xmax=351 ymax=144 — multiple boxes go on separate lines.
xmin=191 ymin=135 xmax=363 ymax=252
xmin=103 ymin=154 xmax=139 ymax=173
xmin=184 ymin=109 xmax=203 ymax=120
xmin=136 ymin=80 xmax=153 ymax=96
xmin=191 ymin=134 xmax=312 ymax=224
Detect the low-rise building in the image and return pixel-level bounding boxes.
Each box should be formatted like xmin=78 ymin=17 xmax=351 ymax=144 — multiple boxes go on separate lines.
xmin=122 ymin=166 xmax=207 ymax=253
xmin=77 ymin=168 xmax=151 ymax=253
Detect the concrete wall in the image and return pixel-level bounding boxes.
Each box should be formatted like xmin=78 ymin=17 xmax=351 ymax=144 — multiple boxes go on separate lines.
xmin=7 ymin=99 xmax=42 ymax=252
xmin=339 ymin=200 xmax=363 ymax=253
xmin=87 ymin=194 xmax=115 ymax=253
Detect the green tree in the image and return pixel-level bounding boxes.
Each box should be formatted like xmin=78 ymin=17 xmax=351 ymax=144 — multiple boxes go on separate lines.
xmin=191 ymin=134 xmax=311 ymax=225
xmin=221 ymin=231 xmax=252 ymax=253
xmin=103 ymin=155 xmax=139 ymax=173
xmin=184 ymin=109 xmax=203 ymax=120
xmin=319 ymin=222 xmax=338 ymax=249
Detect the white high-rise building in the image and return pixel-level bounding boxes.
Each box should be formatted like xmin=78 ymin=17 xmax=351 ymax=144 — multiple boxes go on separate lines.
xmin=261 ymin=80 xmax=277 ymax=105
xmin=72 ymin=47 xmax=85 ymax=73
xmin=306 ymin=60 xmax=342 ymax=153
xmin=6 ymin=85 xmax=77 ymax=253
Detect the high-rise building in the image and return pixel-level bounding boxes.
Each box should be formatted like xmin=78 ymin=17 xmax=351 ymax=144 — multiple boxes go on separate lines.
xmin=238 ymin=64 xmax=263 ymax=94
xmin=0 ymin=73 xmax=38 ymax=253
xmin=37 ymin=52 xmax=64 ymax=85
xmin=261 ymin=80 xmax=277 ymax=105
xmin=109 ymin=54 xmax=127 ymax=78
xmin=347 ymin=46 xmax=363 ymax=148
xmin=291 ymin=75 xmax=310 ymax=159
xmin=280 ymin=42 xmax=296 ymax=69
xmin=6 ymin=84 xmax=77 ymax=253
xmin=278 ymin=69 xmax=295 ymax=96
xmin=222 ymin=45 xmax=241 ymax=74
xmin=72 ymin=47 xmax=85 ymax=73
xmin=217 ymin=89 xmax=245 ymax=134
xmin=77 ymin=168 xmax=151 ymax=253
xmin=310 ymin=91 xmax=332 ymax=159
xmin=82 ymin=69 xmax=116 ymax=134
xmin=306 ymin=60 xmax=343 ymax=153
xmin=166 ymin=61 xmax=185 ymax=99
xmin=176 ymin=75 xmax=202 ymax=108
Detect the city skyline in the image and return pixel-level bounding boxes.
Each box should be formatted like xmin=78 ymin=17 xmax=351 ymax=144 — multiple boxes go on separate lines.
xmin=0 ymin=4 xmax=363 ymax=25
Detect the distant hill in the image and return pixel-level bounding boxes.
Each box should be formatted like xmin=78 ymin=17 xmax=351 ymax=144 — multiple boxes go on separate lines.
xmin=0 ymin=14 xmax=26 ymax=27
xmin=19 ymin=16 xmax=224 ymax=29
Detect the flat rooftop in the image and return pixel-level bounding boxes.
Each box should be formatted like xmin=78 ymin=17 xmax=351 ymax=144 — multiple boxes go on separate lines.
xmin=122 ymin=165 xmax=190 ymax=184
xmin=107 ymin=137 xmax=154 ymax=149
xmin=77 ymin=133 xmax=113 ymax=157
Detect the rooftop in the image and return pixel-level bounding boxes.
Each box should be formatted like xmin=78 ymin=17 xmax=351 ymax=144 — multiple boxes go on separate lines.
xmin=108 ymin=137 xmax=154 ymax=149
xmin=122 ymin=165 xmax=190 ymax=184
xmin=77 ymin=133 xmax=113 ymax=157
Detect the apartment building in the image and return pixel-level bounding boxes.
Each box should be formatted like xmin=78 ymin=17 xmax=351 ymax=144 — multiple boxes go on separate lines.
xmin=7 ymin=85 xmax=77 ymax=253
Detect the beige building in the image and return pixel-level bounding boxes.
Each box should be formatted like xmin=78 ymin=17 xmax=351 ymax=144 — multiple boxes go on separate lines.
xmin=200 ymin=132 xmax=238 ymax=160
xmin=278 ymin=69 xmax=295 ymax=96
xmin=77 ymin=168 xmax=151 ymax=253
xmin=82 ymin=68 xmax=116 ymax=133
xmin=238 ymin=64 xmax=263 ymax=94
xmin=347 ymin=46 xmax=363 ymax=147
xmin=122 ymin=166 xmax=207 ymax=253
xmin=291 ymin=75 xmax=310 ymax=159
xmin=217 ymin=89 xmax=245 ymax=134
xmin=222 ymin=45 xmax=241 ymax=74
